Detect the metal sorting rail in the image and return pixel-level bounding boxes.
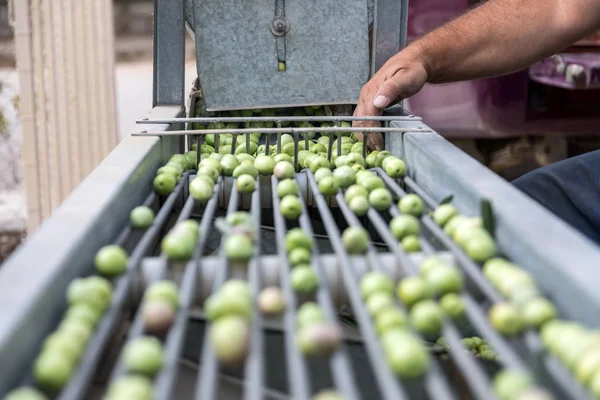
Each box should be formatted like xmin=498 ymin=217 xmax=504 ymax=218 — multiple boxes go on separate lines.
xmin=9 ymin=148 xmax=594 ymax=399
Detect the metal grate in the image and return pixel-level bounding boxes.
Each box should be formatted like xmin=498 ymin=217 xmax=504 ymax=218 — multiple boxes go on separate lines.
xmin=3 ymin=116 xmax=595 ymax=400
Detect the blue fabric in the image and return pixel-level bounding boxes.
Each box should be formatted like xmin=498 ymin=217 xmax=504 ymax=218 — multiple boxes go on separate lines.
xmin=512 ymin=149 xmax=600 ymax=245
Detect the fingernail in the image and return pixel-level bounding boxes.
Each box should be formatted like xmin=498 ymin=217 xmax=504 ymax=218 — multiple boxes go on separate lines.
xmin=373 ymin=95 xmax=390 ymax=109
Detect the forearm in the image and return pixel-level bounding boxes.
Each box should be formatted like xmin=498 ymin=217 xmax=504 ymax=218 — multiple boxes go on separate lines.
xmin=406 ymin=0 xmax=600 ymax=84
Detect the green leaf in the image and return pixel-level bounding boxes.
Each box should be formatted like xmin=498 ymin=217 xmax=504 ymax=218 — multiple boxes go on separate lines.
xmin=480 ymin=198 xmax=495 ymax=238
xmin=440 ymin=195 xmax=454 ymax=205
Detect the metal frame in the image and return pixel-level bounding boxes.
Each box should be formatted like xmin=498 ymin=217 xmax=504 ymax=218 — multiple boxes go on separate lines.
xmin=2 ymin=110 xmax=600 ymax=398
xmin=158 ymin=0 xmax=407 ymax=111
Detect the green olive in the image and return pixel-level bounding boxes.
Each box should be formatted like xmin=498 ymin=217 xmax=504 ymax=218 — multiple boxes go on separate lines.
xmin=254 ymin=155 xmax=276 ymax=175
xmin=285 ymin=228 xmax=313 ymax=252
xmin=333 ymin=165 xmax=356 ymax=188
xmin=419 ymin=256 xmax=450 ymax=277
xmin=274 ymin=161 xmax=295 ymax=180
xmin=236 ymin=174 xmax=256 ymax=193
xmin=64 ymin=303 xmax=102 ymax=328
xmin=519 ymin=297 xmax=557 ymax=329
xmin=396 ymin=276 xmax=431 ymax=307
xmin=492 ymin=369 xmax=534 ymax=400
xmin=401 ymin=235 xmax=421 ymax=253
xmin=277 ymin=178 xmax=299 ymax=198
xmin=288 ymin=247 xmax=311 ymax=266
xmin=465 ymin=232 xmax=497 ymax=263
xmin=349 ymin=196 xmax=370 ymax=216
xmin=314 ymin=167 xmax=333 ymax=183
xmin=161 ymin=231 xmax=195 ymax=261
xmin=398 ymin=194 xmax=424 ymax=217
xmin=225 ymin=233 xmax=254 ymax=262
xmin=360 ymin=177 xmax=385 ymax=192
xmin=489 ymin=303 xmax=522 ymax=337
xmin=197 ymin=165 xmax=220 ymax=183
xmin=318 ymin=176 xmax=340 ymax=196
xmin=3 ymin=387 xmax=49 ymax=400
xmin=424 ymin=264 xmax=464 ymax=297
xmin=439 ymin=293 xmax=466 ymax=320
xmin=381 ymin=329 xmax=431 ymax=379
xmin=360 ymin=271 xmax=394 ymax=300
xmin=210 ymin=316 xmax=250 ymax=367
xmin=204 ymin=291 xmax=252 ymax=321
xmin=409 ymin=299 xmax=444 ymax=337
xmin=122 ymin=336 xmax=164 ymax=376
xmin=575 ymin=347 xmax=600 ymax=386
xmin=33 ymin=350 xmax=74 ymax=390
xmin=297 ymin=302 xmax=326 ymax=329
xmin=344 ymin=184 xmax=368 ymax=203
xmin=130 ymin=206 xmax=155 ymax=229
xmin=258 ymin=286 xmax=286 ymax=316
xmin=43 ymin=332 xmax=84 ymax=363
xmin=346 ymin=152 xmax=366 ymax=167
xmin=144 ymin=280 xmax=179 ymax=309
xmin=280 ymin=195 xmax=303 ymax=219
xmin=389 ymin=215 xmax=420 ymax=240
xmin=143 ymin=300 xmax=175 ymax=335
xmin=189 ymin=177 xmax=214 ymax=202
xmin=384 ymin=158 xmax=407 ymax=179
xmin=233 ymin=163 xmax=259 ymax=179
xmin=433 ymin=204 xmax=458 ymax=227
xmin=297 ymin=323 xmax=341 ymax=357
xmin=220 ymin=154 xmax=240 ymax=176
xmin=366 ymin=292 xmax=395 ymax=317
xmin=95 ymin=245 xmax=128 ymax=277
xmin=106 ymin=375 xmax=153 ymax=400
xmin=291 ymin=266 xmax=319 ymax=294
xmin=368 ymin=188 xmax=393 ymax=211
xmin=341 ymin=226 xmax=370 ymax=254
xmin=312 ymin=389 xmax=345 ymax=400
xmin=375 ymin=308 xmax=408 ymax=335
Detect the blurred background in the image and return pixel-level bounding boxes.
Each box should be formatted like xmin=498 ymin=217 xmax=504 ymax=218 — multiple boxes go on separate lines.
xmin=1 ymin=0 xmax=600 ymax=262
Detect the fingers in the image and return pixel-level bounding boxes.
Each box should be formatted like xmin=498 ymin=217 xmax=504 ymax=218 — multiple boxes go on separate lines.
xmin=366 ymin=133 xmax=384 ymax=151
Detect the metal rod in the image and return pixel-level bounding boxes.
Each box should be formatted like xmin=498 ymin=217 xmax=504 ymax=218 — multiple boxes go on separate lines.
xmin=138 ymin=115 xmax=422 ymax=124
xmin=133 ymin=127 xmax=431 ymax=137
xmin=153 ymin=182 xmax=221 ymax=400
xmin=296 ymin=188 xmax=360 ymax=400
xmin=305 ymin=171 xmax=408 ymax=400
xmin=243 ymin=179 xmax=265 ymax=400
xmin=195 ymin=187 xmax=241 ymax=400
xmin=270 ymin=175 xmax=312 ymax=400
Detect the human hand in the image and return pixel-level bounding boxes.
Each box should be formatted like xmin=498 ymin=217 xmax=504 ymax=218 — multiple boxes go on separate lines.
xmin=353 ymin=53 xmax=429 ymax=150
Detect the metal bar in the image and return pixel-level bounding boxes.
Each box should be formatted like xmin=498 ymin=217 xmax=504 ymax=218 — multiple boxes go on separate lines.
xmin=295 ymin=189 xmax=360 ymax=400
xmin=138 ymin=116 xmax=422 ymax=124
xmin=152 ymin=0 xmax=184 ymax=106
xmin=195 ymin=188 xmax=241 ymax=400
xmin=270 ymin=175 xmax=311 ymax=400
xmin=106 ymin=175 xmax=194 ymax=387
xmin=134 ymin=127 xmax=431 ymax=137
xmin=153 ymin=180 xmax=221 ymax=400
xmin=304 ymin=171 xmax=408 ymax=400
xmin=336 ymin=193 xmax=457 ymax=400
xmin=243 ymin=179 xmax=265 ymax=400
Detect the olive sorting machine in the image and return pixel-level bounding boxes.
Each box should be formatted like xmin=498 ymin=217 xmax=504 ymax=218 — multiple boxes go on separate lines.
xmin=2 ymin=0 xmax=600 ymax=399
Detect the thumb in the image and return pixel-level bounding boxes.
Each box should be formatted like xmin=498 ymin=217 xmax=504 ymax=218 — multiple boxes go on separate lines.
xmin=373 ymin=78 xmax=402 ymax=110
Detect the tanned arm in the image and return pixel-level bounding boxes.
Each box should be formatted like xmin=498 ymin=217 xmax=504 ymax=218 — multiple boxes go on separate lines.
xmin=354 ymin=0 xmax=600 ymax=150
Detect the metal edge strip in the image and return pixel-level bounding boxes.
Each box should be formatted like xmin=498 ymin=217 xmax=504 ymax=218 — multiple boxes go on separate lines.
xmin=401 ymin=129 xmax=600 ymax=327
